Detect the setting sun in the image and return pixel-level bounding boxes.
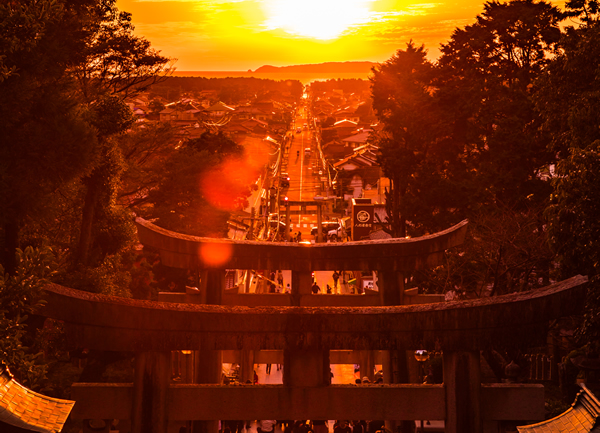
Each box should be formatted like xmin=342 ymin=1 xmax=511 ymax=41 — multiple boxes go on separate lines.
xmin=115 ymin=0 xmax=497 ymax=70
xmin=262 ymin=0 xmax=372 ymax=40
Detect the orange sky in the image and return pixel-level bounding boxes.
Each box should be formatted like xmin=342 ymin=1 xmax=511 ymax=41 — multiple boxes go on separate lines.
xmin=116 ymin=0 xmax=566 ymax=71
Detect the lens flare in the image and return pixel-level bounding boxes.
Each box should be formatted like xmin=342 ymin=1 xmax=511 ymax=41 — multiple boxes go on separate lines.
xmin=199 ymin=242 xmax=233 ymax=267
xmin=201 ymin=156 xmax=260 ymax=211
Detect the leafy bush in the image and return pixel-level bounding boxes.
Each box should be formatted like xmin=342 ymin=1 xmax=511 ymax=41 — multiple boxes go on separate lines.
xmin=0 ymin=246 xmax=57 ymax=390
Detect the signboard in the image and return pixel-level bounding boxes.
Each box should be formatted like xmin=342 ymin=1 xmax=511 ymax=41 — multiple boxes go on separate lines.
xmin=351 ymin=198 xmax=374 ymax=241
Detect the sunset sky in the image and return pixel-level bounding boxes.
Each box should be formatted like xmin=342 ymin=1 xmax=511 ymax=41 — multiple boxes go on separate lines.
xmin=116 ymin=0 xmax=566 ymax=71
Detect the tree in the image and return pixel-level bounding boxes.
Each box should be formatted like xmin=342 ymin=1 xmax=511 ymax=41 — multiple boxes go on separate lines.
xmin=0 ymin=247 xmax=57 ymax=390
xmin=436 ymin=0 xmax=564 ymax=209
xmin=371 ymin=42 xmax=462 ymax=236
xmin=143 ymin=132 xmax=257 ymax=238
xmin=535 ymin=9 xmax=600 ymax=345
xmin=69 ymin=1 xmax=172 ymax=266
xmin=117 ymin=121 xmax=178 ymax=208
xmin=416 ymin=202 xmax=554 ymax=298
xmin=148 ymin=98 xmax=166 ymax=115
xmin=0 ymin=0 xmax=100 ymax=274
xmin=371 ymin=1 xmax=565 ymax=298
xmin=563 ymin=0 xmax=600 ymax=23
xmin=546 ymin=144 xmax=600 ymax=346
xmin=0 ymin=0 xmax=172 ymax=304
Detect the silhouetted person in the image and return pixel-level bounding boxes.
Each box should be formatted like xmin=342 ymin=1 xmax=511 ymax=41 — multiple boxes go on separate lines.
xmin=313 ymin=420 xmax=328 ymax=433
xmin=332 ymin=270 xmax=340 ymax=290
xmin=334 ymin=421 xmax=352 ymax=433
xmin=367 ymin=420 xmax=384 ymax=433
xmin=311 ymin=282 xmax=320 ymax=294
xmin=352 ymin=420 xmax=366 ymax=433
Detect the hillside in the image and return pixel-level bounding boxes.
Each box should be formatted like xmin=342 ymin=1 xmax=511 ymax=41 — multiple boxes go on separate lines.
xmin=254 ymin=61 xmax=376 ymax=74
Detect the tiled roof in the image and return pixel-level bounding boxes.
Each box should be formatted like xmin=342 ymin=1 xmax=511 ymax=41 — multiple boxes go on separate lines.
xmin=333 ymin=119 xmax=358 ymax=127
xmin=342 ymin=131 xmax=370 ymax=144
xmin=0 ymin=366 xmax=74 ymax=433
xmin=518 ymin=384 xmax=600 ymax=433
xmin=205 ymin=101 xmax=235 ymax=112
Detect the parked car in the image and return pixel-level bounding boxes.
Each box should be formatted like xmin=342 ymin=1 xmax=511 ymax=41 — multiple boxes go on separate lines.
xmin=311 ymin=217 xmax=351 ymax=241
xmin=311 ymin=221 xmax=340 ymax=237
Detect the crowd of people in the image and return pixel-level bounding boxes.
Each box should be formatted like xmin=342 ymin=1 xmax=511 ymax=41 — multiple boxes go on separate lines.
xmin=253 ymin=269 xmax=366 ymax=296
xmin=220 ymin=420 xmax=387 ymax=433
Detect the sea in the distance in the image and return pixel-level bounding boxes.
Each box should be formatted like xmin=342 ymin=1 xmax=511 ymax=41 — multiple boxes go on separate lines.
xmin=172 ymin=70 xmax=371 ymax=84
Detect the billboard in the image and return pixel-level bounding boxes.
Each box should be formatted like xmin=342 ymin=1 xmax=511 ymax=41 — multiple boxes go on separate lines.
xmin=351 ymin=198 xmax=374 ymax=241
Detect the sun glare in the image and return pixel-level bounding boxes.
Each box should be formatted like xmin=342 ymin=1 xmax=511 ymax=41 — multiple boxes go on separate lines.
xmin=263 ymin=0 xmax=373 ymax=40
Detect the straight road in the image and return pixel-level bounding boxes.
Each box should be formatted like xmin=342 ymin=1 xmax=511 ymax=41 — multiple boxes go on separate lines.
xmin=283 ymin=104 xmax=323 ymax=239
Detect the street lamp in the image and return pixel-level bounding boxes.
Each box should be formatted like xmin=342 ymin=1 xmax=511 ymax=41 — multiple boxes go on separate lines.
xmin=414 ymin=350 xmax=430 ymax=432
xmin=181 ymin=350 xmax=193 ymax=383
xmin=414 ymin=350 xmax=429 ymax=363
xmin=414 ymin=350 xmax=429 ymax=382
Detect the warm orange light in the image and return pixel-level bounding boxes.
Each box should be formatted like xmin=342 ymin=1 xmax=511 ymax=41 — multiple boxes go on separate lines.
xmin=199 ymin=242 xmax=233 ymax=267
xmin=201 ymin=155 xmax=260 ymax=212
xmin=262 ymin=0 xmax=372 ymax=40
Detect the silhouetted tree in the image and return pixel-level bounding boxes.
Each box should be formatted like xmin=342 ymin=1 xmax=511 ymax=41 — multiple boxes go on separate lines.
xmin=535 ymin=4 xmax=600 ymax=345
xmin=144 ymin=132 xmax=256 ymax=237
xmin=436 ymin=0 xmax=564 ymax=209
xmin=71 ymin=1 xmax=172 ymax=266
xmin=0 ymin=0 xmax=98 ymax=273
xmin=371 ymin=42 xmax=461 ymax=236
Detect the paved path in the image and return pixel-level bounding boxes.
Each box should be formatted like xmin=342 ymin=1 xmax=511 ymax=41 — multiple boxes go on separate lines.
xmin=251 ymin=362 xmax=359 ymax=386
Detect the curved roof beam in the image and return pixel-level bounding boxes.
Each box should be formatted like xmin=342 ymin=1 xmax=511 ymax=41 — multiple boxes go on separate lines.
xmin=42 ymin=275 xmax=587 ymax=352
xmin=135 ymin=217 xmax=469 ymax=271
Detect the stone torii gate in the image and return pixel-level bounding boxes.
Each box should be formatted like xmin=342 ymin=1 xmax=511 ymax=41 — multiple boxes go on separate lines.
xmin=39 ymin=218 xmax=588 ymax=433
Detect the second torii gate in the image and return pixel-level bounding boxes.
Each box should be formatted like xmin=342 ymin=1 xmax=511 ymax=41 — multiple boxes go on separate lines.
xmin=38 ymin=219 xmax=588 ymax=433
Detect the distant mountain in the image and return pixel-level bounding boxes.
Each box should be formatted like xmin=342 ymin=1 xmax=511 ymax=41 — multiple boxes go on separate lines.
xmin=254 ymin=61 xmax=376 ymax=74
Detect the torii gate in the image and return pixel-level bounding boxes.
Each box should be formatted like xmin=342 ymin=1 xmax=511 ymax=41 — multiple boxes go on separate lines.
xmin=39 ymin=219 xmax=588 ymax=433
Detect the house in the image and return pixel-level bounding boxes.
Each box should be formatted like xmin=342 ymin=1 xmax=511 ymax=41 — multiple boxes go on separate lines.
xmin=333 ymin=107 xmax=360 ymax=124
xmin=333 ymin=144 xmax=381 ymax=199
xmin=322 ymin=140 xmax=350 ymax=160
xmin=125 ymin=95 xmax=151 ymax=119
xmin=204 ymin=101 xmax=235 ymax=117
xmin=313 ymin=99 xmax=335 ymax=116
xmin=159 ymin=107 xmax=177 ymax=122
xmin=333 ymin=119 xmax=359 ymax=139
xmin=241 ymin=118 xmax=269 ymax=135
xmin=314 ymin=109 xmax=331 ymax=124
xmin=175 ymin=123 xmax=208 ymax=140
xmin=159 ymin=100 xmax=205 ymax=125
xmin=235 ymin=106 xmax=274 ymax=122
xmin=333 ymin=144 xmax=378 ymax=171
xmin=222 ymin=120 xmax=252 ymax=136
xmin=341 ymin=129 xmax=372 ymax=149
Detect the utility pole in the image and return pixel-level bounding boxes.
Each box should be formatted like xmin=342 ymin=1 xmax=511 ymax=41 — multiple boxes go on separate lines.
xmin=248 ymin=207 xmax=255 ymax=240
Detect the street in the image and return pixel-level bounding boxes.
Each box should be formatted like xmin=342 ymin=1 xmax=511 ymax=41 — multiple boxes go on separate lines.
xmin=282 ymin=103 xmax=328 ymax=240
